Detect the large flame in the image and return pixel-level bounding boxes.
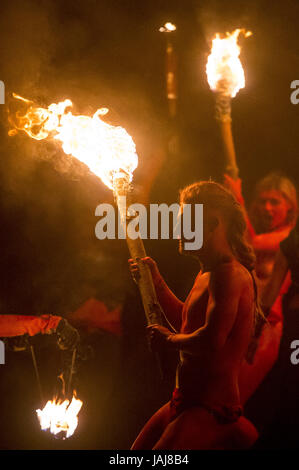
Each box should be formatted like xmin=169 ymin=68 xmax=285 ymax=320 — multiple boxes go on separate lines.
xmin=9 ymin=94 xmax=138 ymax=189
xmin=206 ymin=29 xmax=251 ymax=98
xmin=36 ymin=395 xmax=83 ymax=438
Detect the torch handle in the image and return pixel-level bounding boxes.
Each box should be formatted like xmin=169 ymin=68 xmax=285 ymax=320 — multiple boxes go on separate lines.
xmin=166 ymin=37 xmax=177 ymax=118
xmin=126 ymin=237 xmax=165 ymax=380
xmin=113 ymin=183 xmax=163 ymax=326
xmin=219 ymin=119 xmax=239 ymax=180
xmin=125 ymin=236 xmax=163 ymax=326
xmin=114 ymin=180 xmax=166 ymax=380
xmin=215 ymin=92 xmax=239 ymax=180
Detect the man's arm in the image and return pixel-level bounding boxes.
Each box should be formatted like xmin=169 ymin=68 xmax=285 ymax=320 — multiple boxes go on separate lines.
xmin=167 ymin=265 xmax=242 ymax=354
xmin=223 ymin=174 xmax=256 ymax=240
xmin=0 ymin=315 xmax=79 ymax=350
xmin=0 ymin=314 xmax=61 ymax=337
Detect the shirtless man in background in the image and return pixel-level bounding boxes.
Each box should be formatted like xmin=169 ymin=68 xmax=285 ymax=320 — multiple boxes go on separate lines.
xmin=129 ymin=181 xmax=260 ymax=450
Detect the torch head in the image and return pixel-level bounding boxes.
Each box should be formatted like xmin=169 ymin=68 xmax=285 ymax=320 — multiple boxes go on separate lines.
xmin=9 ymin=95 xmax=139 ymax=191
xmin=159 ymin=22 xmax=177 ymax=33
xmin=206 ymin=29 xmax=251 ymax=102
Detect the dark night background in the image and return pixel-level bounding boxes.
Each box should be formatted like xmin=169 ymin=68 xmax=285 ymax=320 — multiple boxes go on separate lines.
xmin=0 ymin=0 xmax=298 ymax=450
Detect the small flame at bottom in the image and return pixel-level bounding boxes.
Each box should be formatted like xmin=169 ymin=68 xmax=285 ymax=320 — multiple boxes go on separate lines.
xmin=36 ymin=394 xmax=83 ymax=439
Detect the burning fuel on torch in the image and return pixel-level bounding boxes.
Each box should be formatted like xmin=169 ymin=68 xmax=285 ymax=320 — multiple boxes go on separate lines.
xmin=206 ymin=29 xmax=251 ymax=179
xmin=36 ymin=393 xmax=83 ymax=439
xmin=35 ymin=349 xmax=82 ymax=438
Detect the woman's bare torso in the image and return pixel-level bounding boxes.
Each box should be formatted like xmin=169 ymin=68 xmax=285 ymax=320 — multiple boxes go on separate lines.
xmin=176 ymin=264 xmax=255 ymax=407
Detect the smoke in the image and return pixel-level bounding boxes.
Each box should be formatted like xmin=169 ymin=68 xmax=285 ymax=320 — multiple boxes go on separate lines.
xmin=195 ymin=0 xmax=254 ymax=43
xmin=0 ymin=0 xmax=165 ymax=180
xmin=0 ymin=1 xmax=57 ymax=96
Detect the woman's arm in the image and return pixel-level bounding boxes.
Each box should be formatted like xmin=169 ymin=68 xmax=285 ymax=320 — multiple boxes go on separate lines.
xmin=223 ymin=174 xmax=256 ymax=240
xmin=149 ymin=264 xmax=241 ymax=355
xmin=250 ymin=227 xmax=292 ymax=252
xmin=262 ymin=250 xmax=289 ymax=310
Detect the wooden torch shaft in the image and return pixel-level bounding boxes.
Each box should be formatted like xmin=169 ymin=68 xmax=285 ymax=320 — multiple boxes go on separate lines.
xmin=215 ymin=92 xmax=239 ymax=180
xmin=113 ymin=179 xmax=162 ymax=326
xmin=166 ymin=37 xmax=177 ymax=118
xmin=219 ymin=119 xmax=239 ymax=180
xmin=125 ymin=237 xmax=162 ymax=325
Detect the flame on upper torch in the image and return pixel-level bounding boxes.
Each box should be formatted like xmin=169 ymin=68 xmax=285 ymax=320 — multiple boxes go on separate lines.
xmin=36 ymin=394 xmax=83 ymax=438
xmin=9 ymin=93 xmax=138 ymax=190
xmin=159 ymin=22 xmax=176 ymax=33
xmin=206 ymin=29 xmax=252 ymax=98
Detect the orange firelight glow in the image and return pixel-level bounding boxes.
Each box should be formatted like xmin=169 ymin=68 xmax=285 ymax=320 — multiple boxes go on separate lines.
xmin=9 ymin=93 xmax=138 ymax=189
xmin=206 ymin=29 xmax=252 ymax=98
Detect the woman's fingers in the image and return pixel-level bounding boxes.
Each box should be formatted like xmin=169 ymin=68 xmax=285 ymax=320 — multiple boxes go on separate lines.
xmin=142 ymin=256 xmax=155 ymax=267
xmin=128 ymin=259 xmax=138 ymax=271
xmin=128 ymin=257 xmax=160 ymax=285
xmin=147 ymin=323 xmax=159 ymax=330
xmin=128 ymin=258 xmax=140 ymax=284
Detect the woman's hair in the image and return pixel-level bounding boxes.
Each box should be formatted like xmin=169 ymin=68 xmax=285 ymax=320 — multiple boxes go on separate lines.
xmin=180 ymin=180 xmax=265 ymax=362
xmin=250 ymin=172 xmax=298 ymax=232
xmin=180 ymin=181 xmax=256 ymax=272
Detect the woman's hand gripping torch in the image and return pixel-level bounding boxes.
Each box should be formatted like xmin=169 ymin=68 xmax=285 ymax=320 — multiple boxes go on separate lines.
xmin=206 ymin=29 xmax=251 ymax=180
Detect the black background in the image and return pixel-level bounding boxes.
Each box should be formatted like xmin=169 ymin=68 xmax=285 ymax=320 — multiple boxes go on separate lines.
xmin=0 ymin=0 xmax=298 ymax=449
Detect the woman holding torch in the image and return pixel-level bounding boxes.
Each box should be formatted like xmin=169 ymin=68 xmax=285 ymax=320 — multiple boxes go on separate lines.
xmin=129 ymin=181 xmax=260 ymax=450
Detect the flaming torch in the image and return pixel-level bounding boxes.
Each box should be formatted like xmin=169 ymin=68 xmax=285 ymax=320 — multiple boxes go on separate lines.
xmin=206 ymin=29 xmax=251 ymax=179
xmin=9 ymin=94 xmax=163 ymax=327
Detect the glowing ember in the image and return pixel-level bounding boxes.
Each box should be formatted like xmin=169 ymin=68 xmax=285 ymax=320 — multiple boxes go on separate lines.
xmin=206 ymin=29 xmax=252 ymax=98
xmin=9 ymin=93 xmax=138 ymax=189
xmin=36 ymin=395 xmax=83 ymax=438
xmin=159 ymin=22 xmax=176 ymax=33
